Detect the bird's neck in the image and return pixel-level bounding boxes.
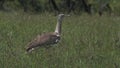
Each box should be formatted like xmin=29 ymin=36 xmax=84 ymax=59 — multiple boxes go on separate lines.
xmin=55 ymin=19 xmax=62 ymax=36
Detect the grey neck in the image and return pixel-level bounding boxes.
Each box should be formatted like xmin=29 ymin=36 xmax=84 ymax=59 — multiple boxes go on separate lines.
xmin=55 ymin=18 xmax=62 ymax=36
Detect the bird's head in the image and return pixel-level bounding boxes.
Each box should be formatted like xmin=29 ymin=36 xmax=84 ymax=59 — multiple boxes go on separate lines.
xmin=57 ymin=14 xmax=70 ymax=22
xmin=58 ymin=14 xmax=65 ymax=21
xmin=58 ymin=14 xmax=64 ymax=17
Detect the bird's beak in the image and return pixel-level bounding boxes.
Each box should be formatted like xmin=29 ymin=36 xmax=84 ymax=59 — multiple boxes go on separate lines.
xmin=66 ymin=14 xmax=70 ymax=17
xmin=67 ymin=15 xmax=70 ymax=16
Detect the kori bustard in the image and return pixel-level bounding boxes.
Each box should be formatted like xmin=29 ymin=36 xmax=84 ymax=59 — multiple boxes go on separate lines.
xmin=26 ymin=14 xmax=65 ymax=52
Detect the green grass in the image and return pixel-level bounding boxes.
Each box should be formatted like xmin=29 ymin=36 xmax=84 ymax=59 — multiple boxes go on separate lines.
xmin=0 ymin=12 xmax=120 ymax=68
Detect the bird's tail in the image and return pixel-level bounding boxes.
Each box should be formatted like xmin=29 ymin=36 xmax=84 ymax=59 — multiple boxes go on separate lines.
xmin=26 ymin=47 xmax=31 ymax=52
xmin=26 ymin=43 xmax=36 ymax=53
xmin=26 ymin=47 xmax=33 ymax=53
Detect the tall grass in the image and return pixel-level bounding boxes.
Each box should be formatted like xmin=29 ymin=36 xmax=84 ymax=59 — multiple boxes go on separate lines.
xmin=0 ymin=12 xmax=120 ymax=68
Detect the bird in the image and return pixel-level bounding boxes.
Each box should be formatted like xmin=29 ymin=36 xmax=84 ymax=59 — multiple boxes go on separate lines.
xmin=26 ymin=14 xmax=65 ymax=52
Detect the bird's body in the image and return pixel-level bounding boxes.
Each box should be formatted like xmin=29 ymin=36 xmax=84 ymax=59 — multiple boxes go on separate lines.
xmin=26 ymin=14 xmax=65 ymax=52
xmin=26 ymin=32 xmax=60 ymax=52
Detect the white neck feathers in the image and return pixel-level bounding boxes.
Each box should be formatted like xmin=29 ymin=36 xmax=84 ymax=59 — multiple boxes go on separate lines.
xmin=54 ymin=14 xmax=64 ymax=36
xmin=55 ymin=19 xmax=62 ymax=35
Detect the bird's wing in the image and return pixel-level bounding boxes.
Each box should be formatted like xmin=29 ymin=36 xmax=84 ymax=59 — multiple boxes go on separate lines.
xmin=26 ymin=33 xmax=60 ymax=49
xmin=38 ymin=33 xmax=60 ymax=45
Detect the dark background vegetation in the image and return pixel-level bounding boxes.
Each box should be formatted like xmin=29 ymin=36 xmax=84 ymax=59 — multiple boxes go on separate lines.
xmin=0 ymin=0 xmax=120 ymax=15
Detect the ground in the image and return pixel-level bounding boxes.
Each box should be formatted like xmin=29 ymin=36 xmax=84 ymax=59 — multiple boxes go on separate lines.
xmin=0 ymin=12 xmax=120 ymax=68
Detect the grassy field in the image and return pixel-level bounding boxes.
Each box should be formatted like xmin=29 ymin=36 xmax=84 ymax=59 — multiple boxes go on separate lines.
xmin=0 ymin=11 xmax=120 ymax=68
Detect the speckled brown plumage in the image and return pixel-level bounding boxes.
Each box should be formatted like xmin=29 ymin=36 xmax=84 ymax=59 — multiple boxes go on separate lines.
xmin=26 ymin=32 xmax=60 ymax=52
